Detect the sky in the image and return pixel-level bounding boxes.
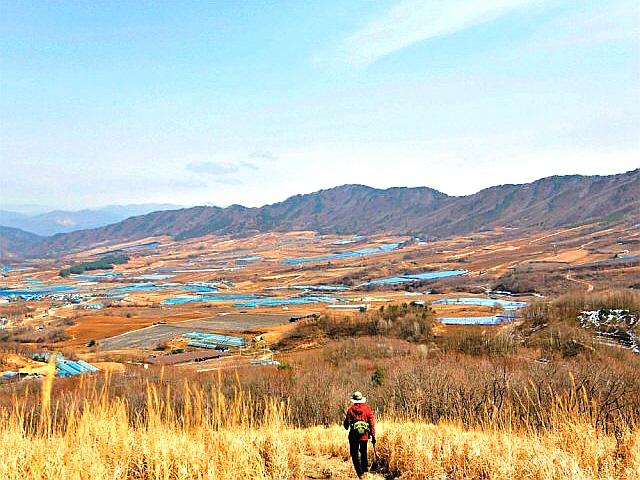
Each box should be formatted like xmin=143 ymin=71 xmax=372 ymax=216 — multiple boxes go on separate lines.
xmin=1 ymin=0 xmax=639 ymax=210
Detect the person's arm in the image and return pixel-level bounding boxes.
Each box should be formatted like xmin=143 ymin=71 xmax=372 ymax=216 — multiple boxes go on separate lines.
xmin=343 ymin=408 xmax=350 ymax=430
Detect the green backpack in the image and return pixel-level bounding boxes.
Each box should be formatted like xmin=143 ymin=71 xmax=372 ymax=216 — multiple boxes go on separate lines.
xmin=353 ymin=420 xmax=370 ymax=435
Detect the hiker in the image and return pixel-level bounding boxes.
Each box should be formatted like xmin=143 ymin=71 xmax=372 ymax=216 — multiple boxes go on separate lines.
xmin=343 ymin=391 xmax=376 ymax=478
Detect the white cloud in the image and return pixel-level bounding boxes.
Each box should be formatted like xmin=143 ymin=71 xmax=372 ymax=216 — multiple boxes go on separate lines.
xmin=338 ymin=0 xmax=541 ymax=68
xmin=522 ymin=0 xmax=639 ymax=52
xmin=248 ymin=150 xmax=278 ymax=161
xmin=185 ymin=161 xmax=239 ymax=175
xmin=240 ymin=161 xmax=259 ymax=170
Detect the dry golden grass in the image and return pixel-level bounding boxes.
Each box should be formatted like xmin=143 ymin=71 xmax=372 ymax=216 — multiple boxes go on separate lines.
xmin=1 ymin=370 xmax=638 ymax=480
xmin=305 ymin=422 xmax=639 ymax=479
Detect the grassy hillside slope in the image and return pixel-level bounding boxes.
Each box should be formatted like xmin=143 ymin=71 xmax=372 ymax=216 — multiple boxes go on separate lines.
xmin=2 ymin=292 xmax=639 ymax=479
xmin=1 ymin=380 xmax=637 ymax=480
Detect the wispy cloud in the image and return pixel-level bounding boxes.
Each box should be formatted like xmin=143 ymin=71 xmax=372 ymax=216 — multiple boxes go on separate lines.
xmin=249 ymin=150 xmax=278 ymax=162
xmin=240 ymin=161 xmax=259 ymax=170
xmin=209 ymin=177 xmax=244 ymax=185
xmin=184 ymin=159 xmax=264 ymax=185
xmin=338 ymin=0 xmax=540 ymax=68
xmin=523 ymin=0 xmax=639 ymax=52
xmin=185 ymin=161 xmax=238 ymax=175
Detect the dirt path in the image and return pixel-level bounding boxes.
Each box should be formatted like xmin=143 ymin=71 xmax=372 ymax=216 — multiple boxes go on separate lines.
xmin=303 ymin=454 xmax=386 ymax=479
xmin=528 ymin=225 xmax=587 ymax=244
xmin=564 ymin=273 xmax=594 ymax=292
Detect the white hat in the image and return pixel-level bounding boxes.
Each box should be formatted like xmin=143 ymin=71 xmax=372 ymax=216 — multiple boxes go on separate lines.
xmin=351 ymin=391 xmax=366 ymax=403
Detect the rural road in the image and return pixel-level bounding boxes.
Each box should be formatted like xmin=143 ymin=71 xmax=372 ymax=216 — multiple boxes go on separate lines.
xmin=565 ymin=273 xmax=594 ymax=292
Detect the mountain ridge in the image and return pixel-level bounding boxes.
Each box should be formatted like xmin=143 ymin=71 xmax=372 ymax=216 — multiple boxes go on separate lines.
xmin=2 ymin=169 xmax=638 ymax=258
xmin=0 ymin=204 xmax=182 ymax=236
xmin=0 ymin=226 xmax=43 ymax=261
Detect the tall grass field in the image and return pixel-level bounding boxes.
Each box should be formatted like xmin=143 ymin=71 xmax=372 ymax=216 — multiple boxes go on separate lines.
xmin=1 ymin=371 xmax=638 ymax=479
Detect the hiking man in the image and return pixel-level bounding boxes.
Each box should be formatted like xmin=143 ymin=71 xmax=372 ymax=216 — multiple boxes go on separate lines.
xmin=343 ymin=391 xmax=376 ymax=478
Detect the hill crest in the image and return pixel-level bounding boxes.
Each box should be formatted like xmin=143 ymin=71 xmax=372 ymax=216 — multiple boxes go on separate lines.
xmin=3 ymin=169 xmax=638 ymax=258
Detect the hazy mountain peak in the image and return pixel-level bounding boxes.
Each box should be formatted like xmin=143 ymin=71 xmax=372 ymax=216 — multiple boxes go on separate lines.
xmin=0 ymin=204 xmax=183 ymax=236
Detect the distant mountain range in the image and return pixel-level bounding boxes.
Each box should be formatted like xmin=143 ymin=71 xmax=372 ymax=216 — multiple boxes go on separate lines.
xmin=0 ymin=204 xmax=181 ymax=236
xmin=0 ymin=226 xmax=42 ymax=261
xmin=2 ymin=169 xmax=638 ymax=259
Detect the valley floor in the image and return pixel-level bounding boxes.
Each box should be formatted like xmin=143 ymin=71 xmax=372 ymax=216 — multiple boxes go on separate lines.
xmin=2 ymin=224 xmax=639 ymax=479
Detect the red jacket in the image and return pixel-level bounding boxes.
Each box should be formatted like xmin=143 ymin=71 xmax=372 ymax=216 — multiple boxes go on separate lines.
xmin=343 ymin=403 xmax=376 ymax=441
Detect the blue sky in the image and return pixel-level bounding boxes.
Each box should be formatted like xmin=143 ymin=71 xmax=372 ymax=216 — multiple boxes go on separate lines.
xmin=1 ymin=0 xmax=638 ymax=210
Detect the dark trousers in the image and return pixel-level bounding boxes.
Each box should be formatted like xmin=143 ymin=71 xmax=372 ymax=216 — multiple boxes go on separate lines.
xmin=349 ymin=439 xmax=368 ymax=476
